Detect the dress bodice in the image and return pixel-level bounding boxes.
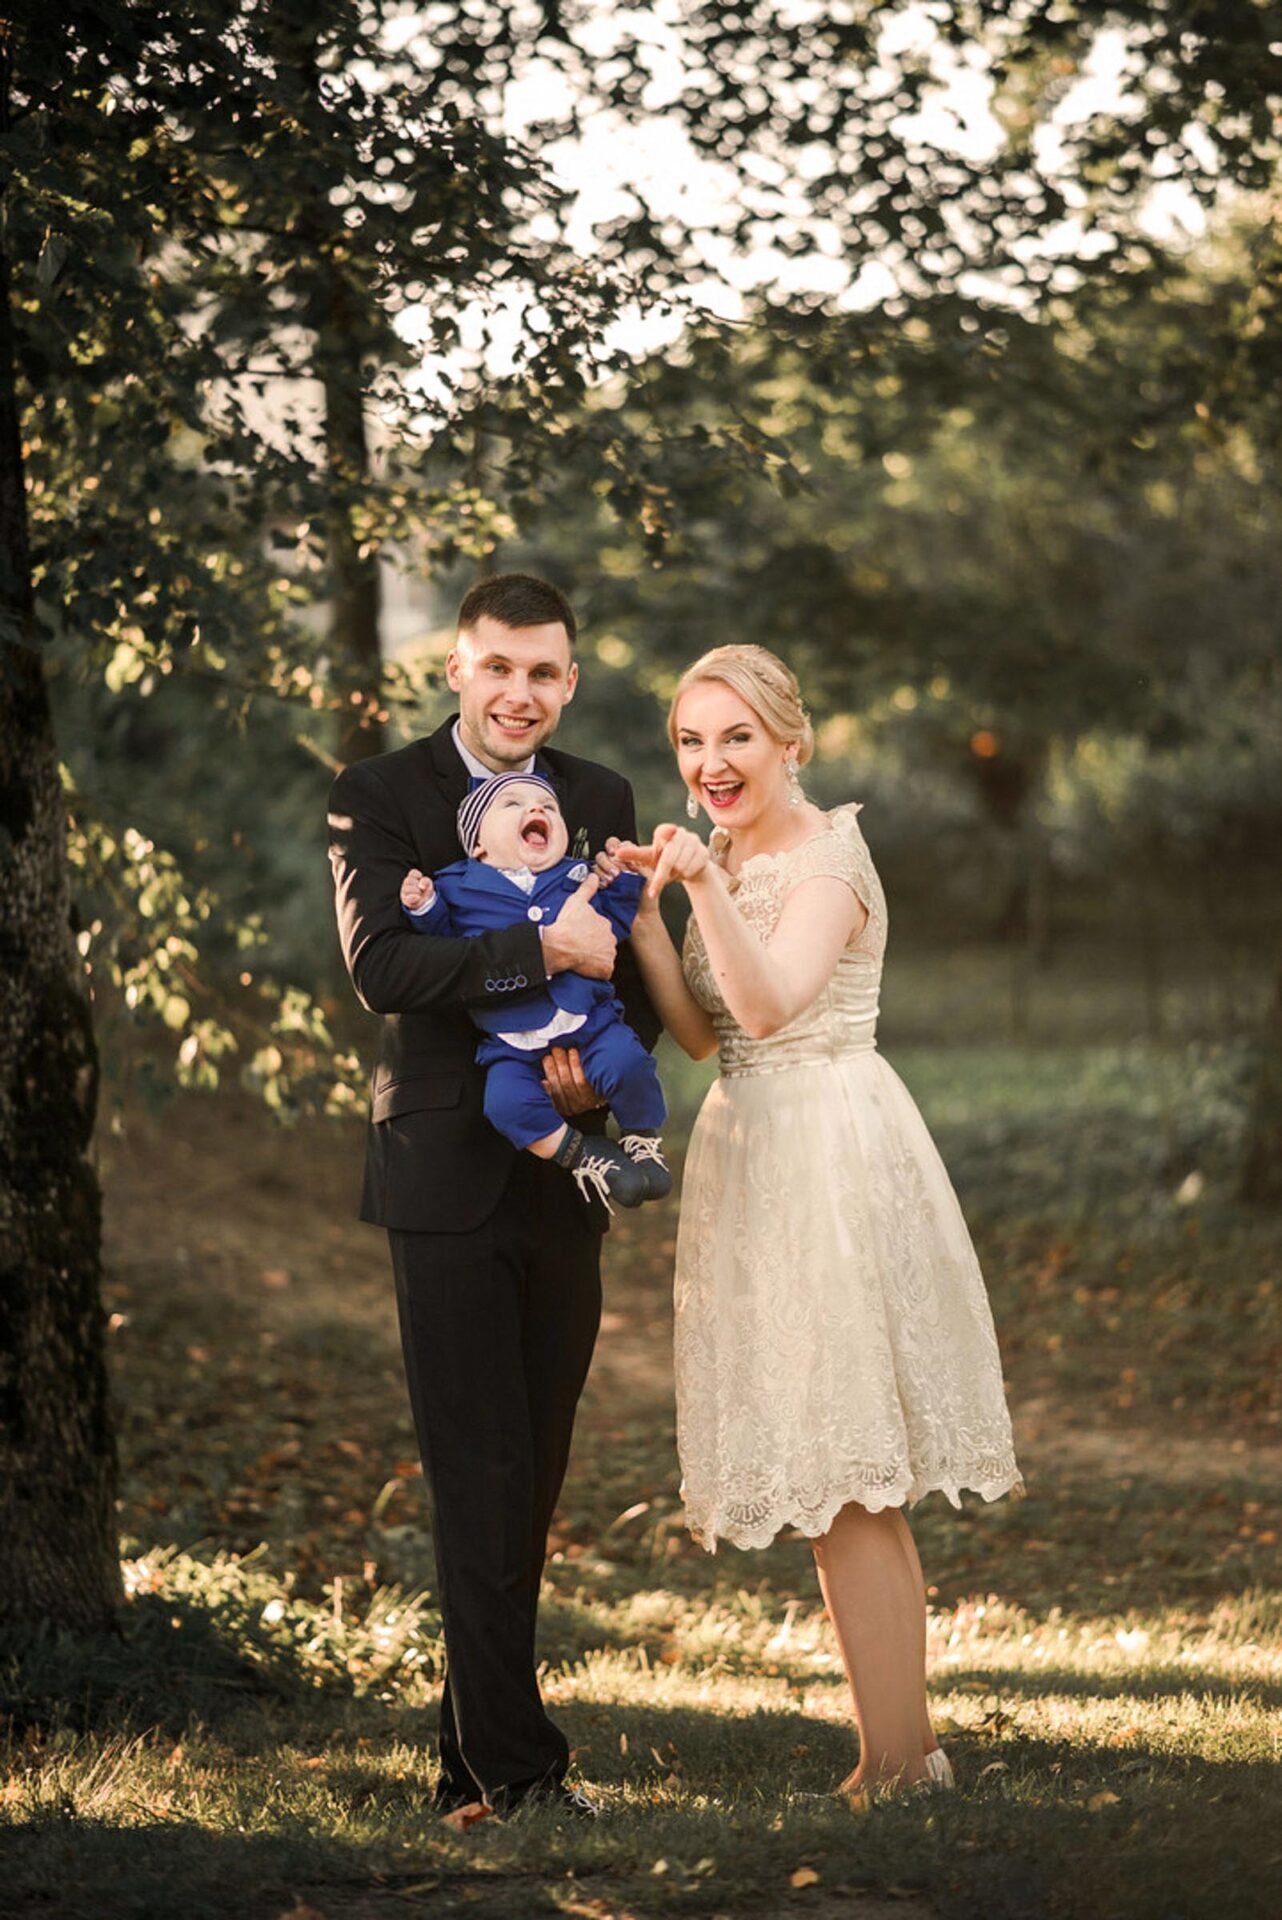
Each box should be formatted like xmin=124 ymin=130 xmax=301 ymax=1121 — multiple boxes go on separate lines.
xmin=682 ymin=803 xmax=887 ymax=1077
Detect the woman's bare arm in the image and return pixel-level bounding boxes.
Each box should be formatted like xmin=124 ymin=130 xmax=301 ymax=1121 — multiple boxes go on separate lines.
xmin=597 ymin=839 xmax=718 ymax=1060
xmin=621 ymin=826 xmax=867 ymax=1042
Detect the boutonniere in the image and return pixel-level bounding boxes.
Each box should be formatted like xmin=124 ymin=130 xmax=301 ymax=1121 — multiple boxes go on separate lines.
xmin=570 ymin=825 xmax=591 ymax=859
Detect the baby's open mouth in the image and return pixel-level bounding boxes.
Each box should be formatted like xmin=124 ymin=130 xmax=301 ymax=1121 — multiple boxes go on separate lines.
xmin=522 ymin=819 xmax=549 ymax=849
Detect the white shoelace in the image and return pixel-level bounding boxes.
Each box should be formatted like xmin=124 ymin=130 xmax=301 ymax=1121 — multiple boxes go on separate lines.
xmin=571 ymin=1154 xmax=620 ymax=1214
xmin=618 ymin=1134 xmax=667 ymax=1166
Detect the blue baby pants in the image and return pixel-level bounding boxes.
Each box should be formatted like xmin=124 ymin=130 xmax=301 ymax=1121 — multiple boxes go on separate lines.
xmin=475 ymin=1002 xmax=665 ymax=1152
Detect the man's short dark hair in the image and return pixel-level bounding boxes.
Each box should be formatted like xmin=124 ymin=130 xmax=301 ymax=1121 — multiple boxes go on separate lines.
xmin=457 ymin=573 xmax=577 ymax=646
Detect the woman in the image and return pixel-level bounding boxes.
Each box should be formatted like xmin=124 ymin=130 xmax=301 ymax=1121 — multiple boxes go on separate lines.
xmin=607 ymin=644 xmax=1022 ymax=1800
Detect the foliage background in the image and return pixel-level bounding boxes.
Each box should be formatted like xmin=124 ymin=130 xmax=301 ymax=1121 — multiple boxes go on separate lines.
xmin=3 ymin=3 xmax=1281 ymax=1912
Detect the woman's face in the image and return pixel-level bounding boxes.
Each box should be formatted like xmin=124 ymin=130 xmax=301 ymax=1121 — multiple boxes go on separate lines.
xmin=673 ymin=681 xmax=790 ymax=830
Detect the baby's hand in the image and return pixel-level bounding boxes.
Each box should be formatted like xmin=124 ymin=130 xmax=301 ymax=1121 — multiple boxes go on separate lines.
xmin=593 ymin=839 xmax=625 ymax=888
xmin=401 ymin=869 xmax=435 ymax=913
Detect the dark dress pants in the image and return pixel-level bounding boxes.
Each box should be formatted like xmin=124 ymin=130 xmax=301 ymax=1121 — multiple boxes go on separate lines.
xmin=389 ymin=1153 xmax=602 ymax=1802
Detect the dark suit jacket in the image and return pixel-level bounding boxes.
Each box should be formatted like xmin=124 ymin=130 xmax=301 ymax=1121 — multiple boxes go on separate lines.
xmin=328 ymin=717 xmax=658 ymax=1232
xmin=409 ymin=856 xmax=645 ymax=1037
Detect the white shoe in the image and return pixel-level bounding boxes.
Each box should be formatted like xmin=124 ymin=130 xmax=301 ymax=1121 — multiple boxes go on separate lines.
xmin=924 ymin=1747 xmax=955 ymax=1790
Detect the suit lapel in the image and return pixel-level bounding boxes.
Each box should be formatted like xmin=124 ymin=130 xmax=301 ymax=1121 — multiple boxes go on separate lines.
xmin=536 ymin=754 xmax=582 ymax=852
xmin=537 ymin=754 xmax=594 ymax=859
xmin=533 ymin=752 xmax=568 ymax=807
xmin=426 ymin=717 xmax=472 ymax=811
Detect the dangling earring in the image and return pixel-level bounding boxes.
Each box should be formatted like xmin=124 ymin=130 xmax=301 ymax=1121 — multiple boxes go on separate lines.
xmin=785 ymin=757 xmax=803 ymax=808
xmin=685 ymin=789 xmax=699 ymax=820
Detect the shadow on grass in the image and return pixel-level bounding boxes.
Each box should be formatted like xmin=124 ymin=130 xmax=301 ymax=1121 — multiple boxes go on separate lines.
xmin=3 ymin=1690 xmax=1278 ymax=1920
xmin=0 ymin=1820 xmax=384 ymax=1920
xmin=949 ymin=1661 xmax=1282 ymax=1711
xmin=0 ymin=1590 xmax=353 ymax=1740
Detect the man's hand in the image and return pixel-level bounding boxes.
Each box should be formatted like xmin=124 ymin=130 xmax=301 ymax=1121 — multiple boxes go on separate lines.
xmin=541 ymin=1047 xmax=604 ymax=1117
xmin=541 ymin=873 xmax=616 ymax=979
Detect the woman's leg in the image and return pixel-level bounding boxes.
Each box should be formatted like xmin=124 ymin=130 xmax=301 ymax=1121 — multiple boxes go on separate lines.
xmin=811 ymin=1501 xmax=929 ymax=1794
xmin=887 ymin=1507 xmax=941 ymax=1755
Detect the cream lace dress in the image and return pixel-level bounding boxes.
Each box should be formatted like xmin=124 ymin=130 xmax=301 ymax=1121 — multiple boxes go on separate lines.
xmin=675 ymin=803 xmax=1022 ymax=1551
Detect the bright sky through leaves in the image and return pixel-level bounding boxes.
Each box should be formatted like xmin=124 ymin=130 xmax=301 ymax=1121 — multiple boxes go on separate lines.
xmin=389 ymin=0 xmax=1207 ymax=393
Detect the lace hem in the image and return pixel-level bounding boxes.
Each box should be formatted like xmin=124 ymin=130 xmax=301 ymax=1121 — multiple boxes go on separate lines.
xmin=685 ymin=1456 xmax=1026 ymax=1554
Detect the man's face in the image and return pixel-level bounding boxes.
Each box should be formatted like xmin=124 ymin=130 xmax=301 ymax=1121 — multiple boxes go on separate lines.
xmin=446 ymin=615 xmax=578 ymax=771
xmin=472 ymin=781 xmax=570 ymax=873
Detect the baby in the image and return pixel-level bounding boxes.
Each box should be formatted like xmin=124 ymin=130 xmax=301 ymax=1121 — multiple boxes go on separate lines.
xmin=400 ymin=771 xmax=669 ymax=1212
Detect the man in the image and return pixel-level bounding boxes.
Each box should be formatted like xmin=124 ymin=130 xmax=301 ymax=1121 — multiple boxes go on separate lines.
xmin=328 ymin=573 xmax=657 ymax=1817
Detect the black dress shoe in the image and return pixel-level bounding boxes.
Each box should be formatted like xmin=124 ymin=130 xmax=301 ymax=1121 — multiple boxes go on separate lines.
xmin=432 ymin=1778 xmax=483 ymax=1816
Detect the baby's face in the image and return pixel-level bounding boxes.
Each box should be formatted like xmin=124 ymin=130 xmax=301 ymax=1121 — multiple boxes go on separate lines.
xmin=473 ymin=782 xmax=569 ymax=871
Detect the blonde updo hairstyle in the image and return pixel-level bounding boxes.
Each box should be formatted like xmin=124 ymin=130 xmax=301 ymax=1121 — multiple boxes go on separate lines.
xmin=667 ymin=644 xmax=815 ymax=767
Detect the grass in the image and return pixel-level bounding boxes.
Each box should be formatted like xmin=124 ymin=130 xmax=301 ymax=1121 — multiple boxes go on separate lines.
xmin=2 ymin=982 xmax=1280 ymax=1919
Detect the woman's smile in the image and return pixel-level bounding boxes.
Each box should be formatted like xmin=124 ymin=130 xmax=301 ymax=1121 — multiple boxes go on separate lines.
xmin=701 ymin=778 xmax=745 ymax=812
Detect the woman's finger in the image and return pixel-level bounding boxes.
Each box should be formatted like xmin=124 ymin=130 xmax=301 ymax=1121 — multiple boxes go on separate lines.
xmin=648 ymin=836 xmax=684 ymax=899
xmin=647 ymin=823 xmax=711 ymax=896
xmin=613 ymin=839 xmax=656 ymax=872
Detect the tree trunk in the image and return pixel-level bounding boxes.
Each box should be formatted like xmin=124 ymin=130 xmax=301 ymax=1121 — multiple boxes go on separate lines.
xmin=972 ymin=739 xmax=1050 ymax=956
xmin=271 ymin=15 xmax=385 ymax=767
xmin=1240 ymin=950 xmax=1282 ymax=1206
xmin=0 ymin=111 xmax=122 ymax=1628
xmin=321 ymin=298 xmax=384 ymax=766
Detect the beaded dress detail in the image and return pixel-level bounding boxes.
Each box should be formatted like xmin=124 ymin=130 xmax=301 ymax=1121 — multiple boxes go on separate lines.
xmin=675 ymin=804 xmax=1022 ymax=1551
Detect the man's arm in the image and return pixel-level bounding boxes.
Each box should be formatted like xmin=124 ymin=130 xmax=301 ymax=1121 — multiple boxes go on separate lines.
xmin=329 ymin=759 xmax=544 ymax=1016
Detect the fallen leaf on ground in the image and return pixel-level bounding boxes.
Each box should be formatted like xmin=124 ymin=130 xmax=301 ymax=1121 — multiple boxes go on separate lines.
xmin=1088 ymin=1790 xmax=1121 ymax=1811
xmin=789 ymin=1866 xmax=820 ymax=1888
xmin=441 ymin=1800 xmax=492 ymax=1831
